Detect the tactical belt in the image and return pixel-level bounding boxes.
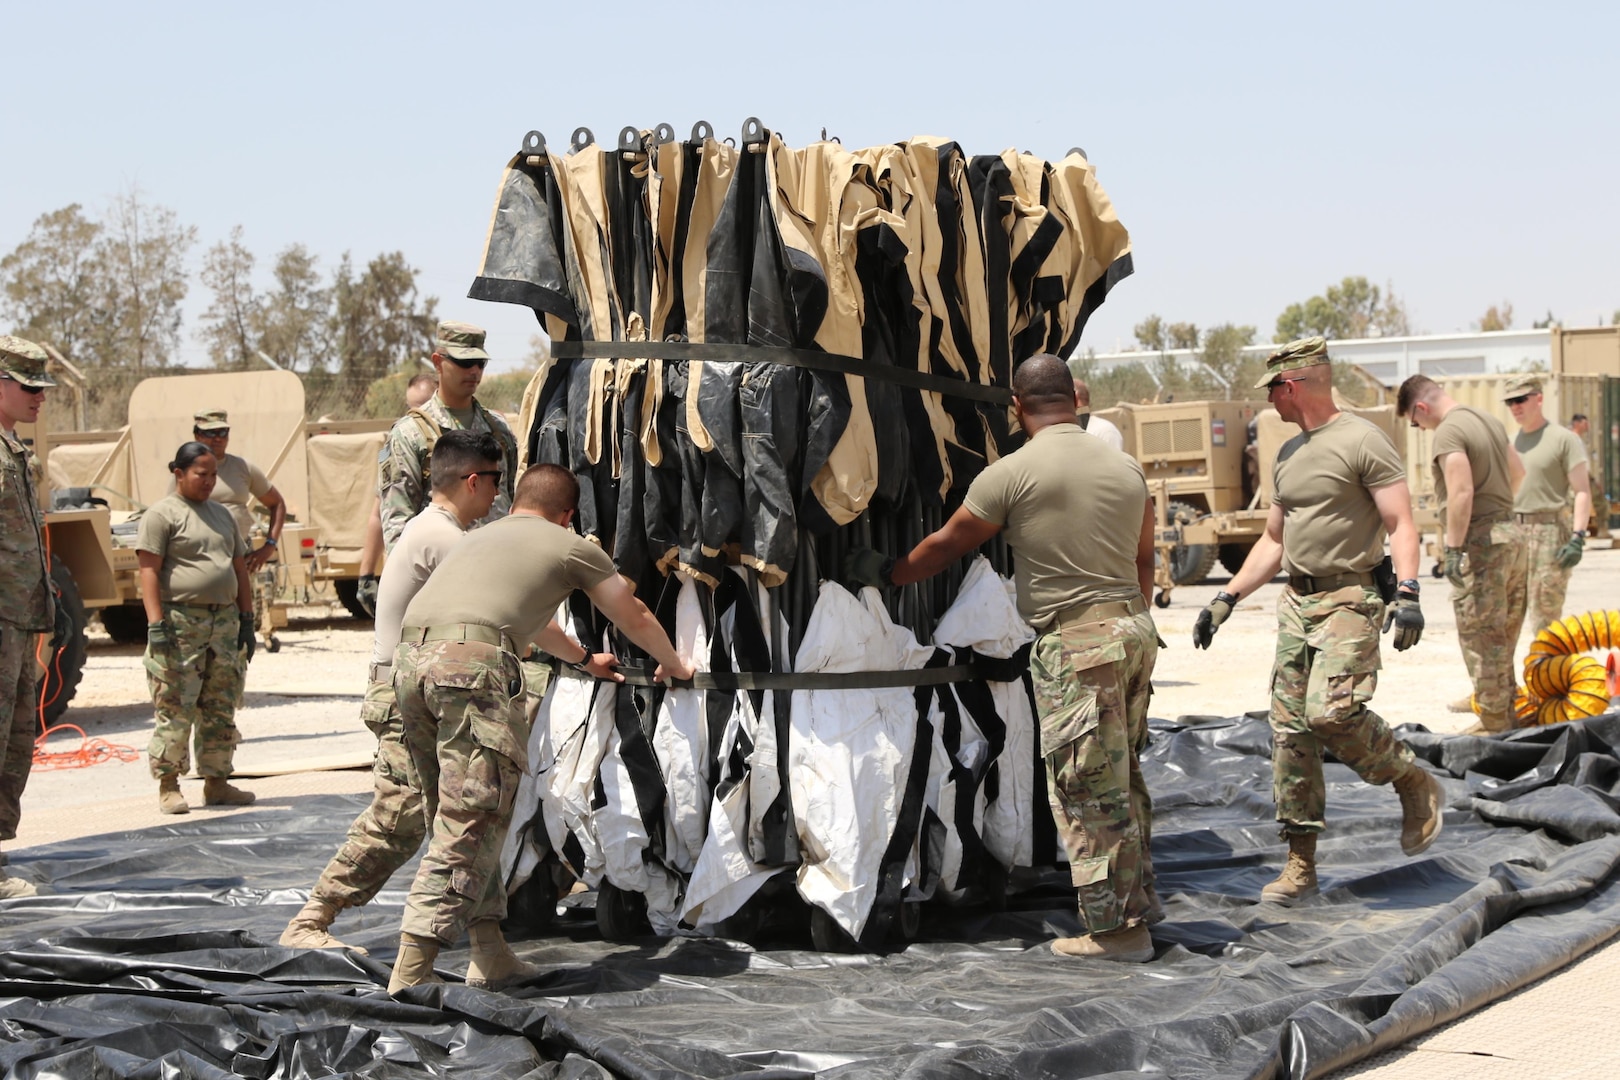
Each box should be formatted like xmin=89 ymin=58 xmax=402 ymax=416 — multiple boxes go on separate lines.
xmin=550 ymin=340 xmax=1015 ymax=406
xmin=1287 ymin=570 xmax=1376 ymax=596
xmin=367 ymin=661 xmax=392 ymax=686
xmin=400 ymin=623 xmax=520 ymax=656
xmin=1513 ymin=511 xmax=1563 ymax=525
xmin=592 ymin=662 xmax=1025 ymax=692
xmin=1049 ymin=596 xmax=1147 ymax=628
xmin=166 ymin=601 xmax=238 ymax=613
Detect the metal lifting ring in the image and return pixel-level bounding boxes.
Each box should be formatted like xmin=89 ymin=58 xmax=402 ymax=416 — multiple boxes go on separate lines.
xmin=653 ymin=123 xmax=676 ymax=146
xmin=741 ymin=116 xmax=765 ymax=147
xmin=570 ymin=127 xmax=596 ymax=152
xmin=522 ymin=130 xmax=547 ymax=155
xmin=690 ymin=120 xmax=714 ymax=143
xmin=1067 ymin=146 xmax=1088 ymax=161
xmin=618 ymin=126 xmax=642 ymax=152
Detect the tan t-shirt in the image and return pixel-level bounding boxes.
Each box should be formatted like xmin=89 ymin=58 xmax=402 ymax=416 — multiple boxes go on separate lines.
xmin=137 ymin=494 xmax=248 ymax=605
xmin=167 ymin=453 xmax=271 ymax=540
xmin=1513 ymin=422 xmax=1587 ymax=514
xmin=1273 ymin=413 xmax=1405 ymax=578
xmin=1432 ymin=405 xmax=1514 ymax=524
xmin=372 ymin=503 xmax=469 ymax=665
xmin=401 ymin=513 xmax=619 ymax=646
xmin=962 ymin=423 xmax=1146 ymax=630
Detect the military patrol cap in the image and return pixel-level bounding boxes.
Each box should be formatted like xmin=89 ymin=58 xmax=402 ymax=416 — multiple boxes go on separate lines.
xmin=0 ymin=335 xmax=57 ymax=390
xmin=1501 ymin=375 xmax=1542 ymax=400
xmin=1252 ymin=336 xmax=1330 ymax=389
xmin=434 ymin=321 xmax=490 ymax=361
xmin=193 ymin=409 xmax=230 ymax=431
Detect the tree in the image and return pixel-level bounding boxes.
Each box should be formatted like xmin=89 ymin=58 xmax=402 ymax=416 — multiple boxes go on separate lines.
xmin=198 ymin=226 xmax=261 ymax=369
xmin=256 ymin=245 xmax=329 ymax=371
xmin=0 ymin=204 xmax=104 ymax=361
xmin=1198 ymin=323 xmax=1259 ymax=398
xmin=328 ymin=251 xmax=438 ymax=384
xmin=1133 ymin=315 xmax=1166 ymax=352
xmin=1166 ymin=321 xmax=1200 ymax=350
xmin=1274 ymin=276 xmax=1411 ymax=342
xmin=1533 ymin=311 xmax=1559 ymax=330
xmin=1476 ymin=301 xmax=1514 ymax=332
xmin=90 ymin=188 xmax=196 ymax=368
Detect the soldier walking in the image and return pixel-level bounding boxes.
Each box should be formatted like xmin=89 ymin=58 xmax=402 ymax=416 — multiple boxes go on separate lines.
xmin=386 ymin=463 xmax=692 ymax=993
xmin=0 ymin=337 xmax=57 ymax=899
xmin=137 ymin=442 xmax=257 ymax=813
xmin=379 ymin=322 xmax=518 ymax=553
xmin=849 ymin=354 xmax=1163 ymax=962
xmin=280 ymin=431 xmax=503 ymax=952
xmin=1195 ymin=338 xmax=1444 ymax=905
xmin=1505 ymin=377 xmax=1591 ymax=635
xmin=1397 ymin=376 xmax=1527 ymax=733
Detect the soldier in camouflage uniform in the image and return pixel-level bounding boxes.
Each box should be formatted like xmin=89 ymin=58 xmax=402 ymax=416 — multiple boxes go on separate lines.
xmin=1570 ymin=415 xmax=1608 ymax=540
xmin=1397 ymin=375 xmax=1526 ymax=733
xmin=280 ymin=431 xmax=502 ymax=953
xmin=378 ymin=321 xmax=518 ymax=552
xmin=137 ymin=442 xmax=258 ymax=813
xmin=0 ymin=337 xmax=56 ymax=899
xmin=1197 ymin=339 xmax=1444 ymax=906
xmin=848 ymin=354 xmax=1163 ymax=963
xmin=1506 ymin=378 xmax=1591 ymax=636
xmin=386 ymin=464 xmax=693 ymax=994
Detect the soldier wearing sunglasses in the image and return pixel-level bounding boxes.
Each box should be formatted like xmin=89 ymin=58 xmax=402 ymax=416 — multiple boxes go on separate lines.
xmin=1503 ymin=376 xmax=1590 ymax=635
xmin=378 ymin=322 xmax=519 ymax=553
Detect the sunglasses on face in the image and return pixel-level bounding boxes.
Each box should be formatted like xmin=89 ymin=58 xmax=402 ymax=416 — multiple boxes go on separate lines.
xmin=195 ymin=429 xmax=230 ymax=438
xmin=1266 ymin=376 xmax=1305 ymax=394
xmin=462 ymin=470 xmax=503 ymax=483
xmin=446 ymin=357 xmax=488 ymax=371
xmin=0 ymin=375 xmax=46 ymax=395
xmin=1505 ymin=394 xmax=1531 ymax=406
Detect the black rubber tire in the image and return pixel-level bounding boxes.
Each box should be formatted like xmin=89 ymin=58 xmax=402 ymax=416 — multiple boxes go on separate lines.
xmin=595 ymin=880 xmax=649 ymax=943
xmin=1167 ymin=501 xmax=1218 ymax=586
xmin=896 ymin=900 xmax=921 ymax=943
xmin=41 ymin=555 xmax=87 ymax=725
xmin=1154 ymin=590 xmax=1172 ymax=609
xmin=97 ymin=603 xmax=149 ymax=645
xmin=1218 ymin=542 xmax=1253 ymax=577
xmin=333 ymin=577 xmax=372 ymax=621
xmin=503 ymin=863 xmax=561 ymax=935
xmin=809 ymin=905 xmax=860 ymax=954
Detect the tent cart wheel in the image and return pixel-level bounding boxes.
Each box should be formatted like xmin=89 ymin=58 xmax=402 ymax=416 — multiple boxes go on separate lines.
xmin=1154 ymin=590 xmax=1171 ymax=609
xmin=808 ymin=905 xmax=859 ymax=954
xmin=595 ymin=880 xmax=649 ymax=943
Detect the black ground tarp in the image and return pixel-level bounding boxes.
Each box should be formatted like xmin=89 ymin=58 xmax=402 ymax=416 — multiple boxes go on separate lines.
xmin=6 ymin=713 xmax=1620 ymax=1080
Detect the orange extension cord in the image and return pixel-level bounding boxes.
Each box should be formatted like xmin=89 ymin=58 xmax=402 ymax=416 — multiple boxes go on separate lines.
xmin=30 ymin=526 xmax=138 ymax=771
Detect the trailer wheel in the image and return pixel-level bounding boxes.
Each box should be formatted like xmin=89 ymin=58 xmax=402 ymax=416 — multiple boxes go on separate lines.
xmin=1154 ymin=590 xmax=1172 ymax=609
xmin=1167 ymin=501 xmax=1218 ymax=586
xmin=504 ymin=863 xmax=561 ymax=935
xmin=97 ymin=603 xmax=149 ymax=645
xmin=41 ymin=555 xmax=87 ymax=724
xmin=333 ymin=578 xmax=372 ymax=621
xmin=809 ymin=905 xmax=859 ymax=954
xmin=595 ymin=880 xmax=649 ymax=943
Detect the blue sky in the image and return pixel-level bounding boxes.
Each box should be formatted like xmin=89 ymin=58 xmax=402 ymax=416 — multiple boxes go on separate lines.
xmin=3 ymin=1 xmax=1616 ymax=370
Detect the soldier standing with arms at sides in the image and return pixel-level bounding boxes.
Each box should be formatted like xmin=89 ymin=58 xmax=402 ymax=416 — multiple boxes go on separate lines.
xmin=187 ymin=411 xmax=287 ymax=642
xmin=1505 ymin=377 xmax=1590 ymax=635
xmin=1194 ymin=338 xmax=1443 ymax=905
xmin=355 ymin=373 xmax=439 ymax=616
xmin=0 ymin=337 xmax=57 ymax=898
xmin=386 ymin=463 xmax=692 ymax=993
xmin=1397 ymin=376 xmax=1526 ymax=733
xmin=138 ymin=442 xmax=257 ymax=814
xmin=847 ymin=354 xmax=1162 ymax=963
xmin=379 ymin=323 xmax=517 ymax=553
xmin=280 ymin=431 xmax=505 ymax=952
xmin=1569 ymin=414 xmax=1607 ymax=539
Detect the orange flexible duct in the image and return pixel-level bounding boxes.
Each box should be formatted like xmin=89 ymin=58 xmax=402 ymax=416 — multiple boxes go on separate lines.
xmin=1515 ymin=611 xmax=1620 ymax=726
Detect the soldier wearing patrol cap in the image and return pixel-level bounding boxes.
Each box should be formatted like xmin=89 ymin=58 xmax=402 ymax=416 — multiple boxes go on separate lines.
xmin=0 ymin=336 xmax=56 ymax=898
xmin=1194 ymin=337 xmax=1445 ymax=905
xmin=1503 ymin=376 xmax=1590 ymax=636
xmin=378 ymin=321 xmax=518 ymax=553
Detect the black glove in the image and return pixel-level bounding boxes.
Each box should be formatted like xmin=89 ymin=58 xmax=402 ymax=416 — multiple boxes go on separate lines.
xmin=843 ymin=548 xmax=894 ymax=589
xmin=356 ymin=574 xmax=381 ymax=617
xmin=147 ymin=621 xmax=173 ymax=652
xmin=1193 ymin=591 xmax=1237 ymax=650
xmin=1442 ymin=546 xmax=1465 ymax=590
xmin=1555 ymin=533 xmax=1585 ymax=569
xmin=1382 ymin=590 xmax=1423 ymax=651
xmin=238 ymin=611 xmax=256 ymax=662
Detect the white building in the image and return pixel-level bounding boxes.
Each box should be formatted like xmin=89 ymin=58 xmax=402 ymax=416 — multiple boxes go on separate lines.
xmin=1078 ymin=328 xmax=1550 ymax=387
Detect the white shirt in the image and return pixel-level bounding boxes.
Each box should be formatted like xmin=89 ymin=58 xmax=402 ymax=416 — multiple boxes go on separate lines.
xmin=371 ymin=503 xmax=469 ymax=665
xmin=1082 ymin=413 xmax=1124 ymax=452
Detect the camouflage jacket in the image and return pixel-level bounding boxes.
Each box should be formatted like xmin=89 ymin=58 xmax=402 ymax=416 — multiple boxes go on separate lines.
xmin=379 ymin=394 xmax=518 ymax=551
xmin=0 ymin=428 xmax=51 ymax=630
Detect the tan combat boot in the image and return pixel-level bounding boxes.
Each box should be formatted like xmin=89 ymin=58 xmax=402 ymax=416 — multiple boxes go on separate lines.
xmin=203 ymin=777 xmax=256 ymax=806
xmin=1446 ymin=695 xmax=1475 ymax=714
xmin=387 ymin=932 xmax=443 ymax=994
xmin=0 ymin=869 xmax=37 ymax=899
xmin=1393 ymin=766 xmax=1445 ymax=856
xmin=158 ymin=777 xmax=190 ymax=815
xmin=1050 ymin=923 xmax=1154 ymax=962
xmin=466 ymin=919 xmax=544 ymax=990
xmin=279 ymin=898 xmax=369 ymax=954
xmin=1261 ymin=832 xmax=1318 ymax=905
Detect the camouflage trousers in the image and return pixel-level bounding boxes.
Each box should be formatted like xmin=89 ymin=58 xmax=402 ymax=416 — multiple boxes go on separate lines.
xmin=310 ymin=676 xmax=426 ymax=909
xmin=1270 ymin=585 xmax=1414 ymax=834
xmin=394 ymin=638 xmax=529 ymax=944
xmin=1519 ymin=518 xmax=1573 ymax=638
xmin=1030 ymin=603 xmax=1159 ymax=935
xmin=1452 ymin=518 xmax=1528 ymax=732
xmin=146 ymin=604 xmax=246 ymax=780
xmin=0 ymin=621 xmax=41 ymax=843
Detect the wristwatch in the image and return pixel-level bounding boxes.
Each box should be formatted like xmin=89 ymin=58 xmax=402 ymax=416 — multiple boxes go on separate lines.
xmin=263 ymin=537 xmax=278 ymax=547
xmin=1398 ymin=578 xmax=1420 ymax=593
xmin=563 ymin=647 xmax=591 ymax=672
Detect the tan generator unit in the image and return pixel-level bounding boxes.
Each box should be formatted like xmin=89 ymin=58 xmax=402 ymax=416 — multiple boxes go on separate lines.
xmin=1124 ymin=400 xmax=1255 ymax=515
